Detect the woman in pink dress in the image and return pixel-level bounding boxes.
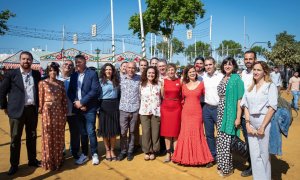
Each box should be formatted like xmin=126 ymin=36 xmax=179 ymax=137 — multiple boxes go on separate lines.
xmin=160 ymin=63 xmax=182 ymax=162
xmin=172 ymin=65 xmax=213 ymax=165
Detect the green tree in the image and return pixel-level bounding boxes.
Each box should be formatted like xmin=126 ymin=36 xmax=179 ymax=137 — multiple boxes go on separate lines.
xmin=175 ymin=60 xmax=180 ymax=66
xmin=185 ymin=41 xmax=210 ymax=63
xmin=0 ymin=10 xmax=15 ymax=35
xmin=151 ymin=37 xmax=184 ymax=58
xmin=250 ymin=46 xmax=268 ymax=56
xmin=216 ymin=40 xmax=243 ymax=57
xmin=129 ymin=0 xmax=205 ymax=39
xmin=265 ymin=31 xmax=300 ymax=67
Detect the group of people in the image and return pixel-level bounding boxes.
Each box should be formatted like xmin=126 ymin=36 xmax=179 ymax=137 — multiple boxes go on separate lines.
xmin=0 ymin=50 xmax=289 ymax=180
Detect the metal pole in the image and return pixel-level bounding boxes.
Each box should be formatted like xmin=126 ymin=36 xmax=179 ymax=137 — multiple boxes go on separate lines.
xmin=154 ymin=35 xmax=157 ymax=57
xmin=138 ymin=0 xmax=146 ymax=58
xmin=62 ymin=25 xmax=65 ymax=50
xmin=150 ymin=33 xmax=153 ymax=58
xmin=194 ymin=38 xmax=197 ymax=58
xmin=111 ymin=0 xmax=115 ymax=62
xmin=210 ymin=15 xmax=212 ymax=56
xmin=122 ymin=38 xmax=125 ymax=53
xmin=244 ymin=16 xmax=246 ymax=50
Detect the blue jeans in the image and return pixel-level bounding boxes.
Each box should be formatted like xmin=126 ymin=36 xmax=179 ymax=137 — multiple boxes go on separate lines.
xmin=291 ymin=90 xmax=300 ymax=110
xmin=203 ymin=104 xmax=218 ymax=160
xmin=67 ymin=115 xmax=80 ymax=159
xmin=77 ymin=111 xmax=98 ymax=156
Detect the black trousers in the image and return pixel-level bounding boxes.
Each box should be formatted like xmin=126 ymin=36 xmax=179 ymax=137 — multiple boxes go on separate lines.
xmin=9 ymin=105 xmax=38 ymax=167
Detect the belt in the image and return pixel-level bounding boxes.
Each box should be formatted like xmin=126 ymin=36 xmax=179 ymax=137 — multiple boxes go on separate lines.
xmin=164 ymin=98 xmax=180 ymax=101
xmin=24 ymin=104 xmax=35 ymax=107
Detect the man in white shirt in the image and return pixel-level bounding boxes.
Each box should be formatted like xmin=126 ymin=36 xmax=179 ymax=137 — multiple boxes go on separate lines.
xmin=136 ymin=59 xmax=148 ymax=75
xmin=240 ymin=50 xmax=257 ymax=177
xmin=202 ymin=57 xmax=223 ymax=167
xmin=270 ymin=66 xmax=282 ymax=93
xmin=287 ymin=71 xmax=300 ymax=110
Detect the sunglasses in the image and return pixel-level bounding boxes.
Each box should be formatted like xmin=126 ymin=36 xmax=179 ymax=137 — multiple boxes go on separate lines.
xmin=64 ymin=63 xmax=73 ymax=67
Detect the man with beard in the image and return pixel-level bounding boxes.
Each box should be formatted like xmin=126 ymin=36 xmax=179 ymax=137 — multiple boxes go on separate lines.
xmin=0 ymin=51 xmax=41 ymax=175
xmin=194 ymin=57 xmax=205 ymax=81
xmin=239 ymin=50 xmax=256 ymax=177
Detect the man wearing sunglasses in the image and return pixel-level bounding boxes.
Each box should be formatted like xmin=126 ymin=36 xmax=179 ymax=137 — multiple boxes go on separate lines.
xmin=0 ymin=51 xmax=41 ymax=175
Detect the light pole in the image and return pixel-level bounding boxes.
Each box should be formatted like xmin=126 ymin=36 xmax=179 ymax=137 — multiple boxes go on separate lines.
xmin=95 ymin=48 xmax=101 ymax=73
xmin=250 ymin=41 xmax=271 ymax=49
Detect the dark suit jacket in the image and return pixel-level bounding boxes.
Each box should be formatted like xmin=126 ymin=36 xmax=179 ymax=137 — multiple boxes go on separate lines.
xmin=0 ymin=69 xmax=41 ymax=119
xmin=68 ymin=68 xmax=100 ymax=113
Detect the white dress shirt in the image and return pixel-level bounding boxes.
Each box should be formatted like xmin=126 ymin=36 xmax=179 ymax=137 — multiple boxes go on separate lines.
xmin=77 ymin=69 xmax=86 ymax=100
xmin=203 ymin=70 xmax=223 ymax=106
xmin=241 ymin=69 xmax=253 ymax=91
xmin=20 ymin=68 xmax=35 ymax=105
xmin=270 ymin=72 xmax=282 ymax=87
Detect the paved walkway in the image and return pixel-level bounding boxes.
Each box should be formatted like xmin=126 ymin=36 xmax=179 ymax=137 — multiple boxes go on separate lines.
xmin=0 ymin=92 xmax=299 ymax=180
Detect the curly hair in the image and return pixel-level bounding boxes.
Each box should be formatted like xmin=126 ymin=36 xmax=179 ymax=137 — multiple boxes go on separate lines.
xmin=140 ymin=66 xmax=159 ymax=87
xmin=182 ymin=65 xmax=197 ymax=84
xmin=46 ymin=62 xmax=60 ymax=76
xmin=99 ymin=63 xmax=120 ymax=87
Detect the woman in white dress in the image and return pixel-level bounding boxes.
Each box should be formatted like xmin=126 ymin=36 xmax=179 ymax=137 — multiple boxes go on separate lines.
xmin=241 ymin=61 xmax=278 ymax=180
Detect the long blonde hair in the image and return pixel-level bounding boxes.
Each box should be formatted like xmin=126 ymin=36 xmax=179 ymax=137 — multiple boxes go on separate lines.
xmin=248 ymin=61 xmax=272 ymax=92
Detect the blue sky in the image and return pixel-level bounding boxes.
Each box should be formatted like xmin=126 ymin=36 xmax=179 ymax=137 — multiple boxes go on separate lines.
xmin=0 ymin=0 xmax=299 ymax=62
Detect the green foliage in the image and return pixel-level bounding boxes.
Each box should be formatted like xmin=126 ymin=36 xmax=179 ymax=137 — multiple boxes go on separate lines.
xmin=150 ymin=37 xmax=184 ymax=58
xmin=250 ymin=46 xmax=268 ymax=56
xmin=216 ymin=40 xmax=242 ymax=57
xmin=128 ymin=0 xmax=205 ymax=38
xmin=0 ymin=10 xmax=15 ymax=35
xmin=265 ymin=31 xmax=300 ymax=67
xmin=185 ymin=41 xmax=210 ymax=63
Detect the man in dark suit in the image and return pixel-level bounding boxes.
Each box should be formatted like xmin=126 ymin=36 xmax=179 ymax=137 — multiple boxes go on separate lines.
xmin=68 ymin=55 xmax=100 ymax=165
xmin=0 ymin=51 xmax=41 ymax=175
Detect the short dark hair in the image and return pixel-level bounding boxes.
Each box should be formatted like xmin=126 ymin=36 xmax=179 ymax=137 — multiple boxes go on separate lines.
xmin=220 ymin=57 xmax=238 ymax=74
xmin=150 ymin=57 xmax=159 ymax=64
xmin=204 ymin=56 xmax=216 ymax=64
xmin=139 ymin=59 xmax=148 ymax=66
xmin=46 ymin=62 xmax=60 ymax=76
xmin=120 ymin=61 xmax=128 ymax=67
xmin=20 ymin=51 xmax=33 ymax=61
xmin=244 ymin=50 xmax=257 ymax=60
xmin=75 ymin=54 xmax=86 ymax=61
xmin=194 ymin=56 xmax=204 ymax=65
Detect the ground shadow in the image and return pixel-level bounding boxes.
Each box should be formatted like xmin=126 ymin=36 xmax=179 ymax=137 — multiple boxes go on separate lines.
xmin=0 ymin=164 xmax=37 ymax=180
xmin=271 ymin=155 xmax=290 ymax=180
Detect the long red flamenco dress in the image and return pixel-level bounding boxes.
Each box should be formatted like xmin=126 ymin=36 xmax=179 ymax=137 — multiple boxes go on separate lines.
xmin=172 ymin=82 xmax=213 ymax=165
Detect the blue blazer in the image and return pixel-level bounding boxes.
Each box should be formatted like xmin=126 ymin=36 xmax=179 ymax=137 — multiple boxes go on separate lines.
xmin=68 ymin=68 xmax=100 ymax=113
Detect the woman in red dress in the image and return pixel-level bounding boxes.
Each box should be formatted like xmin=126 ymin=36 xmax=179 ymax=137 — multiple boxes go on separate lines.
xmin=160 ymin=63 xmax=182 ymax=162
xmin=172 ymin=65 xmax=213 ymax=165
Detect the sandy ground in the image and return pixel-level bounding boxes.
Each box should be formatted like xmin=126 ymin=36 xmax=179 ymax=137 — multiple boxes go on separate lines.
xmin=0 ymin=91 xmax=299 ymax=180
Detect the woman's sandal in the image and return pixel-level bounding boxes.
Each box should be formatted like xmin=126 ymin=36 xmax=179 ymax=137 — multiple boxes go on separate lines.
xmin=106 ymin=149 xmax=112 ymax=161
xmin=163 ymin=149 xmax=172 ymax=163
xmin=110 ymin=149 xmax=117 ymax=161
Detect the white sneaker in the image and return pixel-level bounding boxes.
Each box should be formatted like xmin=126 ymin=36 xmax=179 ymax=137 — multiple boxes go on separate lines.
xmin=75 ymin=154 xmax=88 ymax=165
xmin=92 ymin=153 xmax=99 ymax=165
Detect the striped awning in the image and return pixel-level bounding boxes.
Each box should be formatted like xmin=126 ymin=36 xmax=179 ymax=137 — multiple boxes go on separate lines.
xmin=3 ymin=63 xmax=40 ymax=70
